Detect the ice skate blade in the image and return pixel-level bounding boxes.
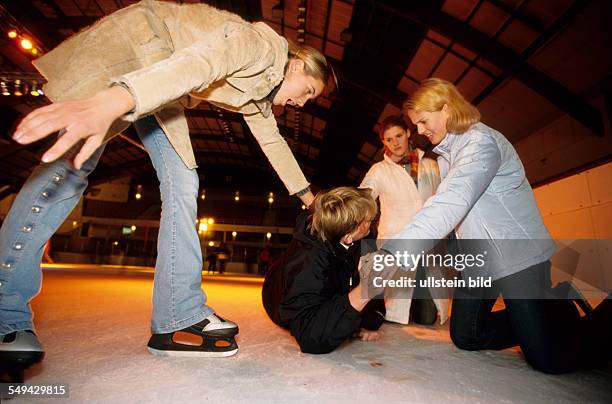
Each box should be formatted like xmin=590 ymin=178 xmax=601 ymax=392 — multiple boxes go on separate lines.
xmin=147 ymin=347 xmax=238 ymax=358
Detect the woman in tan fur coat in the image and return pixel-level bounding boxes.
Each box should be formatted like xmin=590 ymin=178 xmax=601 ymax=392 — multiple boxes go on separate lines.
xmin=1 ymin=0 xmax=332 ymax=365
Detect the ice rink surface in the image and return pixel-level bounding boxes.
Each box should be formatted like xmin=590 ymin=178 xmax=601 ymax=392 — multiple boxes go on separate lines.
xmin=16 ymin=268 xmax=612 ymax=403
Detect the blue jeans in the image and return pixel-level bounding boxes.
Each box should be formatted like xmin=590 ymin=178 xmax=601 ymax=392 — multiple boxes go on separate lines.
xmin=0 ymin=116 xmax=212 ymax=335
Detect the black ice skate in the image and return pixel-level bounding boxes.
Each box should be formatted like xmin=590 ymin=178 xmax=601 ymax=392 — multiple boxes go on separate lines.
xmin=552 ymin=281 xmax=593 ymax=314
xmin=0 ymin=330 xmax=45 ymax=383
xmin=147 ymin=313 xmax=239 ymax=357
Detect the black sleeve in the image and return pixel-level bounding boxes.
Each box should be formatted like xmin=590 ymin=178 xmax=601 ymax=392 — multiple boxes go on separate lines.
xmin=360 ymin=296 xmax=386 ymax=331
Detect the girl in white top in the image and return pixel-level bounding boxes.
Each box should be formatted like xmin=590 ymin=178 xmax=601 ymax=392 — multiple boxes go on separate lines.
xmin=360 ymin=115 xmax=449 ymax=325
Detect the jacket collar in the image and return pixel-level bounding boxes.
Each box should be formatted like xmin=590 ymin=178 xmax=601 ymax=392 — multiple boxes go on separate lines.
xmin=432 ymin=123 xmax=483 ymax=161
xmin=382 ymin=148 xmax=424 ymax=166
xmin=383 ymin=152 xmax=401 ymax=166
xmin=249 ymin=22 xmax=288 ymax=118
xmin=432 ymin=133 xmax=457 ymax=162
xmin=293 ymin=211 xmax=342 ymax=256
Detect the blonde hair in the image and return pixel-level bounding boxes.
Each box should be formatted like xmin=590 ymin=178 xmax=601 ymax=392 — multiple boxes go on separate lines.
xmin=404 ymin=78 xmax=480 ymax=134
xmin=310 ymin=187 xmax=377 ymax=243
xmin=288 ymin=42 xmax=338 ymax=90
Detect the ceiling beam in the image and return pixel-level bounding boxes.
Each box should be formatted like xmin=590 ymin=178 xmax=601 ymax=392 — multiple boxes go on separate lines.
xmin=0 ymin=183 xmax=17 ymax=201
xmin=185 ymin=103 xmax=330 ymax=127
xmin=89 ymin=159 xmax=278 ymax=189
xmin=34 ymin=16 xmax=98 ymax=32
xmin=185 ymin=109 xmax=323 ymax=148
xmin=376 ymin=0 xmax=604 ymax=136
xmin=2 ymin=0 xmax=66 ymax=48
xmin=486 ymin=0 xmax=546 ymax=33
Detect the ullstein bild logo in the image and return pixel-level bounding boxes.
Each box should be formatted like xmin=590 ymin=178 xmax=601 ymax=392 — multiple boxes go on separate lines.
xmin=371 ymin=274 xmax=493 ymax=289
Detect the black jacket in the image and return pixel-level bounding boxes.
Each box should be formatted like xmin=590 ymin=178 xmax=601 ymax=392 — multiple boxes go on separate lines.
xmin=262 ymin=212 xmax=384 ymax=354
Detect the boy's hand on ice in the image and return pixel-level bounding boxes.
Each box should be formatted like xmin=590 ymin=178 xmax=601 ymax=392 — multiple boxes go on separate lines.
xmin=353 ymin=329 xmax=381 ymax=342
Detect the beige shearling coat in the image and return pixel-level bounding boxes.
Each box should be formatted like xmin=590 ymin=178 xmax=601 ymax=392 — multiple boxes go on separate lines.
xmin=32 ymin=0 xmax=309 ymax=194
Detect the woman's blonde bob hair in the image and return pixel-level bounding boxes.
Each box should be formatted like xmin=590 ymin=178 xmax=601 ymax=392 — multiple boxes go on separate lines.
xmin=288 ymin=42 xmax=338 ymax=90
xmin=310 ymin=187 xmax=377 ymax=243
xmin=404 ymin=78 xmax=480 ymax=134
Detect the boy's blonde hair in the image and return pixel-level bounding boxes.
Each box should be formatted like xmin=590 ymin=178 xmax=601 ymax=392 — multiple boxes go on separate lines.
xmin=310 ymin=187 xmax=377 ymax=242
xmin=404 ymin=78 xmax=480 ymax=134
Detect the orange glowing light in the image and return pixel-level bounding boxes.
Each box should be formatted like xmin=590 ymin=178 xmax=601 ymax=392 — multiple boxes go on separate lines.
xmin=20 ymin=38 xmax=33 ymax=50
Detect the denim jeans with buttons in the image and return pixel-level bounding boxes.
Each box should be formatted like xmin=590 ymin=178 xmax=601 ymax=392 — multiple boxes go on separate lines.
xmin=0 ymin=115 xmax=213 ymax=335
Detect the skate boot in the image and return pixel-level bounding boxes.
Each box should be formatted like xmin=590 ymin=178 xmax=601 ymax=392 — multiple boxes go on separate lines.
xmin=552 ymin=281 xmax=593 ymax=314
xmin=147 ymin=313 xmax=239 ymax=357
xmin=0 ymin=331 xmax=45 ymax=383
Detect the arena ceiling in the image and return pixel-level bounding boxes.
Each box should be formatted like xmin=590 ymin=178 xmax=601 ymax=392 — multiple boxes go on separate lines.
xmin=0 ymin=0 xmax=610 ymax=201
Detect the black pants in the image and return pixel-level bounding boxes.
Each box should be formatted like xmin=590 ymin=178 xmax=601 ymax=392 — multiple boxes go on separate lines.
xmin=450 ymin=261 xmax=612 ymax=374
xmin=410 ymin=265 xmax=438 ymax=325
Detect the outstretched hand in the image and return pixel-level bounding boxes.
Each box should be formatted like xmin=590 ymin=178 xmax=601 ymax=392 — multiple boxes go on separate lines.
xmin=358 ymin=250 xmax=404 ymax=297
xmin=12 ymin=86 xmax=135 ymax=169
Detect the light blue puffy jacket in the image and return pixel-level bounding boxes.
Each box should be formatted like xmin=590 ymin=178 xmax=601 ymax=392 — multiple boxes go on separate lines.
xmin=383 ymin=122 xmax=555 ymax=280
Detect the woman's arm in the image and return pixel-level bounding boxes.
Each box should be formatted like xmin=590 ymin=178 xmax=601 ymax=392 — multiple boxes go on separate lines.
xmin=13 ymin=22 xmax=266 ymax=168
xmin=383 ymin=132 xmax=501 ymax=254
xmin=243 ymin=111 xmax=311 ymax=198
xmin=14 ymin=85 xmax=135 ymax=169
xmin=298 ymin=191 xmax=315 ymax=207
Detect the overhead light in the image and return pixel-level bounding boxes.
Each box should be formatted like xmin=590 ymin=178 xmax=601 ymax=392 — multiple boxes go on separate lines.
xmin=234 ymin=190 xmax=240 ymax=202
xmin=30 ymin=81 xmax=40 ymax=96
xmin=266 ymin=232 xmax=272 ymax=240
xmin=200 ymin=190 xmax=206 ymax=200
xmin=13 ymin=79 xmax=22 ymax=96
xmin=232 ymin=231 xmax=237 ymax=238
xmin=1 ymin=81 xmax=10 ymax=96
xmin=268 ymin=192 xmax=274 ymax=204
xmin=7 ymin=29 xmax=18 ymax=39
xmin=134 ymin=184 xmax=142 ymax=200
xmin=20 ymin=38 xmax=33 ymax=50
xmin=208 ymin=241 xmax=215 ymax=247
xmin=130 ymin=225 xmax=136 ymax=232
xmin=31 ymin=48 xmax=38 ymax=56
xmin=199 ymin=222 xmax=208 ymax=233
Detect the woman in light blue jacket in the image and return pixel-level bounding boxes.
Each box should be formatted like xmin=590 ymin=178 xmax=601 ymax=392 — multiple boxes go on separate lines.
xmin=380 ymin=78 xmax=611 ymax=374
